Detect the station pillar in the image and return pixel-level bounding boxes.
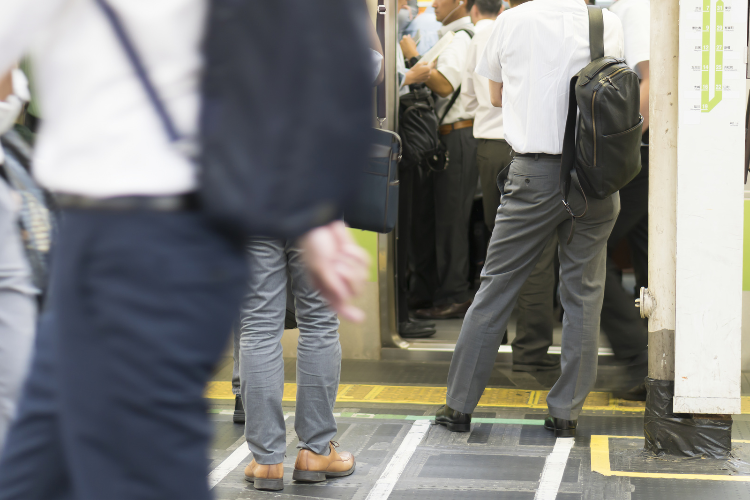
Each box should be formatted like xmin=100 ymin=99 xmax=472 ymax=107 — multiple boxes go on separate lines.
xmin=640 ymin=0 xmax=748 ymax=458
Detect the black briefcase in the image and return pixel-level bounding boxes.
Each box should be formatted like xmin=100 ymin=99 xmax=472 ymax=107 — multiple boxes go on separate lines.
xmin=344 ymin=128 xmax=401 ymax=233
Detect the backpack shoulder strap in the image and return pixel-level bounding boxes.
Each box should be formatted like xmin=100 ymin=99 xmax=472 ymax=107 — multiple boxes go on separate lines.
xmin=437 ymin=28 xmax=474 ymax=125
xmin=587 ymin=6 xmax=605 ymax=61
xmin=94 ymin=0 xmax=181 ymax=144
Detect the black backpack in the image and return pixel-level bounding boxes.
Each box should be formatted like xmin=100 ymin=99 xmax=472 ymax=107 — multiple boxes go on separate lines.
xmin=560 ymin=7 xmax=642 ymax=239
xmin=96 ymin=0 xmax=373 ymax=239
xmin=398 ymin=29 xmax=474 ymax=172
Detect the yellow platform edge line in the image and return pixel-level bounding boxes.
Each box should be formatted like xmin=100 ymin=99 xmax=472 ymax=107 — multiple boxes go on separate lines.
xmin=591 ymin=435 xmax=750 ymax=481
xmin=206 ymin=381 xmax=750 ymax=414
xmin=206 ymin=382 xmax=643 ymax=412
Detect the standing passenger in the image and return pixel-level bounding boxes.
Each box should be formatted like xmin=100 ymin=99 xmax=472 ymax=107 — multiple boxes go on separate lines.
xmin=0 ymin=68 xmax=35 ymax=454
xmin=436 ymin=0 xmax=624 ymax=437
xmin=463 ymin=0 xmax=560 ymax=373
xmin=403 ymin=0 xmax=479 ymax=320
xmin=602 ymin=0 xmax=650 ymax=400
xmin=0 ymin=1 xmax=371 ymax=499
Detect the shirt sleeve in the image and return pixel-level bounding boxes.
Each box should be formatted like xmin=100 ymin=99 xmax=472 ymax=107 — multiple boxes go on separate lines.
xmin=602 ymin=9 xmax=625 ymax=60
xmin=618 ymin=1 xmax=650 ymax=69
xmin=0 ymin=0 xmax=68 ymax=76
xmin=461 ymin=38 xmax=479 ymax=117
xmin=476 ymin=17 xmax=504 ymax=83
xmin=436 ymin=31 xmax=472 ymax=91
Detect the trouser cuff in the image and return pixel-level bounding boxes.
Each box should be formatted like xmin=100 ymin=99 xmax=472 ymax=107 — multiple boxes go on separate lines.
xmin=253 ymin=451 xmax=286 ymax=465
xmin=548 ymin=406 xmax=580 ymax=421
xmin=446 ymin=394 xmax=475 ymax=414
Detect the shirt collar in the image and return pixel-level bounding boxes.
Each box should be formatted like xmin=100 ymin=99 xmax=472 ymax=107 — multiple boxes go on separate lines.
xmin=438 ymin=16 xmax=472 ymax=38
xmin=474 ymin=19 xmax=494 ymax=31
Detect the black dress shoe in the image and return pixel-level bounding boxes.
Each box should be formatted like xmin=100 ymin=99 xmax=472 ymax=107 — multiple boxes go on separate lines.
xmin=435 ymin=405 xmax=471 ymax=432
xmin=415 ymin=300 xmax=472 ymax=320
xmin=233 ymin=395 xmax=245 ymax=424
xmin=399 ymin=320 xmax=436 ymax=339
xmin=613 ymin=382 xmax=647 ymax=401
xmin=544 ymin=416 xmax=576 ymax=437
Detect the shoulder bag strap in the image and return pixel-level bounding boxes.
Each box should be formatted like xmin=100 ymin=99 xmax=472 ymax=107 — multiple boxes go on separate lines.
xmin=559 ymin=8 xmax=602 ymax=243
xmin=376 ymin=0 xmax=387 ymax=126
xmin=94 ymin=0 xmax=181 ymax=144
xmin=437 ymin=28 xmax=474 ymax=125
xmin=588 ymin=6 xmax=605 ymax=61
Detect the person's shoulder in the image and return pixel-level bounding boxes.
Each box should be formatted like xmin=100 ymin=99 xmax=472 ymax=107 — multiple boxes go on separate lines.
xmin=608 ymin=0 xmax=650 ymax=17
xmin=602 ymin=8 xmax=625 ymax=33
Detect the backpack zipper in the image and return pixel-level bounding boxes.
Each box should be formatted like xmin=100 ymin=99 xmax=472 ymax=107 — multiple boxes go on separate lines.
xmin=591 ymin=67 xmax=629 ymax=166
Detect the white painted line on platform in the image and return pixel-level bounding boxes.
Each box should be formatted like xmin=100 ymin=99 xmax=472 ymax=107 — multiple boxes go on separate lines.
xmin=365 ymin=419 xmax=431 ymax=500
xmin=208 ymin=415 xmax=290 ymax=490
xmin=534 ymin=437 xmax=574 ymax=500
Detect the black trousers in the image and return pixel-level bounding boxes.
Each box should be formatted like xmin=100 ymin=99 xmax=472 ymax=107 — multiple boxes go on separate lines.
xmin=600 ymin=146 xmax=649 ymax=359
xmin=0 ymin=209 xmax=247 ymax=500
xmin=410 ymin=127 xmax=479 ymax=306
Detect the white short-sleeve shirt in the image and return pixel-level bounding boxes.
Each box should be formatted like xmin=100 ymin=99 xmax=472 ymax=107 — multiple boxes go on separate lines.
xmin=476 ymin=0 xmax=625 ymax=154
xmin=461 ymin=18 xmax=504 ymax=140
xmin=434 ymin=16 xmax=475 ymax=125
xmin=608 ymin=0 xmax=650 ymax=71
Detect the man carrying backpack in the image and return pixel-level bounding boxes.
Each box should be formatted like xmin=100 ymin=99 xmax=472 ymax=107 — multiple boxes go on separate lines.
xmin=436 ymin=0 xmax=627 ymax=438
xmin=401 ymin=0 xmax=479 ymax=320
xmin=0 ymin=1 xmax=372 ymax=499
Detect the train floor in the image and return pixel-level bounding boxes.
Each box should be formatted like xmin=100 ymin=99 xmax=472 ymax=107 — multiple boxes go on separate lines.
xmin=207 ymin=358 xmax=750 ymax=500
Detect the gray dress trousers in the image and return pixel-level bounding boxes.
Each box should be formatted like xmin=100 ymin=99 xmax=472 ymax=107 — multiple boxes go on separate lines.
xmin=235 ymin=238 xmax=340 ymax=464
xmin=447 ymin=156 xmax=619 ymax=420
xmin=0 ymin=180 xmax=37 ymax=452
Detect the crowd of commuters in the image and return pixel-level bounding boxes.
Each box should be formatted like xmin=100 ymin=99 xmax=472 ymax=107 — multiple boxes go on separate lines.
xmin=0 ymin=0 xmax=650 ymax=497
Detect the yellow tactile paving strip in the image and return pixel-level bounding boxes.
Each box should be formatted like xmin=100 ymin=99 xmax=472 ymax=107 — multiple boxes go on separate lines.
xmin=206 ymin=381 xmax=661 ymax=412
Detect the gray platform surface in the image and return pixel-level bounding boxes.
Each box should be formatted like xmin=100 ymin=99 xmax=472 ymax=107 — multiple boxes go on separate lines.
xmin=208 ymin=402 xmax=750 ymax=500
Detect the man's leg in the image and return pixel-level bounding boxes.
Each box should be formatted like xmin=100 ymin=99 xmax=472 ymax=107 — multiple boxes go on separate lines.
xmin=232 ymin=326 xmax=241 ymax=397
xmin=409 ymin=166 xmax=437 ymax=308
xmin=286 ymin=243 xmax=341 ymax=456
xmin=447 ymin=157 xmax=563 ymax=413
xmin=0 ymin=313 xmax=73 ymax=500
xmin=432 ymin=127 xmax=479 ymax=306
xmin=239 ymin=238 xmax=289 ymax=465
xmin=600 ymin=153 xmax=649 ymax=361
xmin=476 ymin=139 xmax=512 ymax=232
xmin=54 ymin=210 xmax=247 ymax=500
xmin=0 ymin=181 xmax=37 ymax=451
xmin=512 ymin=234 xmax=558 ymax=370
xmin=547 ymin=181 xmax=619 ymax=421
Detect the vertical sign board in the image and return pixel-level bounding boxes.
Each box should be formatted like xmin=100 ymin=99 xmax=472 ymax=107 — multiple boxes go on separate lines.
xmin=674 ymin=0 xmax=749 ymax=414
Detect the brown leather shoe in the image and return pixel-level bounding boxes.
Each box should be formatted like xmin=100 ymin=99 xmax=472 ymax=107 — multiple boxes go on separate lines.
xmin=414 ymin=300 xmax=472 ymax=320
xmin=244 ymin=459 xmax=284 ymax=491
xmin=292 ymin=441 xmax=355 ymax=482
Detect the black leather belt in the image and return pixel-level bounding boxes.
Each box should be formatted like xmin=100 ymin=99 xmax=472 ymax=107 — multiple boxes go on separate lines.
xmin=513 ymin=152 xmax=562 ymax=160
xmin=54 ymin=193 xmax=200 ymax=212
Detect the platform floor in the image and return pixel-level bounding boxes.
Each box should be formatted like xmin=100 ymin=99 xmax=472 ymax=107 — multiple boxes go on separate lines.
xmin=207 ymin=358 xmax=750 ymax=500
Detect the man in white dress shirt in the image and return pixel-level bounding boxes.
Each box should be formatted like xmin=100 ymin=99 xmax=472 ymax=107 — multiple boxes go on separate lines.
xmin=401 ymin=0 xmax=480 ymax=320
xmin=436 ymin=0 xmax=624 ymax=437
xmin=463 ymin=0 xmax=560 ymax=373
xmin=600 ymin=0 xmax=650 ymax=400
xmin=0 ymin=1 xmax=371 ymax=499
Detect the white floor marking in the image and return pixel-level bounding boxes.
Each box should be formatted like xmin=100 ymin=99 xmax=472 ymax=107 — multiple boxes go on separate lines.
xmin=365 ymin=419 xmax=431 ymax=500
xmin=534 ymin=437 xmax=575 ymax=500
xmin=208 ymin=415 xmax=290 ymax=490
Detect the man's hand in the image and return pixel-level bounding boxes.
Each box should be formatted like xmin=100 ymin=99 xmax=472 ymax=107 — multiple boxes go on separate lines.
xmin=403 ymin=61 xmax=433 ymax=86
xmin=0 ymin=71 xmax=13 ymax=102
xmin=400 ymin=35 xmax=420 ymax=59
xmin=298 ymin=221 xmax=371 ymax=323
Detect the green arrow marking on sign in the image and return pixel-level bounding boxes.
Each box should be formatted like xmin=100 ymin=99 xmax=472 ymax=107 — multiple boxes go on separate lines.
xmin=702 ymin=0 xmax=724 ymax=112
